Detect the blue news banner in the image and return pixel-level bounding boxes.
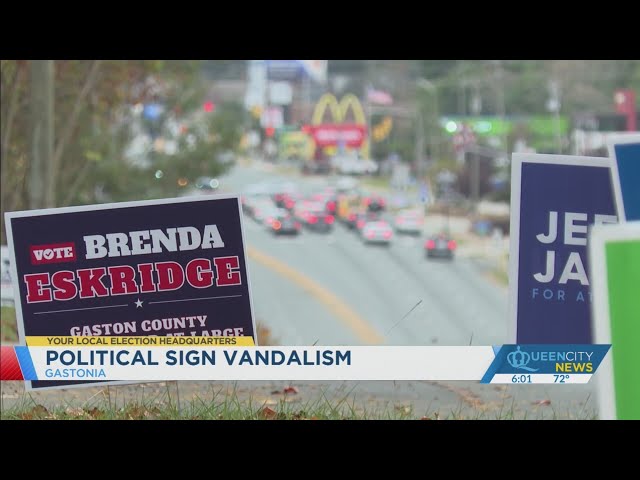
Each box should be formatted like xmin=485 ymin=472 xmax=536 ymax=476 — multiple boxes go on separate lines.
xmin=481 ymin=344 xmax=610 ymax=384
xmin=3 ymin=343 xmax=611 ymax=385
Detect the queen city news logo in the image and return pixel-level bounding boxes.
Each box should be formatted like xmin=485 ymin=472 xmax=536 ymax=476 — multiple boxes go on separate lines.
xmin=505 ymin=345 xmax=595 ymax=373
xmin=507 ymin=346 xmax=539 ymax=372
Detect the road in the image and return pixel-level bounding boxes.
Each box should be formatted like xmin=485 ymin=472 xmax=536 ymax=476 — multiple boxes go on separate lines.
xmin=0 ymin=162 xmax=598 ymax=419
xmin=228 ymin=165 xmax=507 ymax=348
xmin=214 ymin=162 xmax=597 ymax=418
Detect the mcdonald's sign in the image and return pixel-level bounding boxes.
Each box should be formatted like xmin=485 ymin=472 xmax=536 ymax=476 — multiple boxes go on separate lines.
xmin=308 ymin=93 xmax=367 ymax=148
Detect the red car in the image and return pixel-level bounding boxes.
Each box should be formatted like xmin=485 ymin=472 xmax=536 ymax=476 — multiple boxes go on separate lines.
xmin=300 ymin=205 xmax=335 ymax=233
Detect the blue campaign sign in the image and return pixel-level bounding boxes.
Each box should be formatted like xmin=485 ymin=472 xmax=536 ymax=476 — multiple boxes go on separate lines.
xmin=4 ymin=195 xmax=256 ymax=390
xmin=608 ymin=135 xmax=640 ymax=221
xmin=509 ymin=154 xmax=617 ymax=344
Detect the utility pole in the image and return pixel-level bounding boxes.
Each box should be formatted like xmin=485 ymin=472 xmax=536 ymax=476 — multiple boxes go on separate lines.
xmin=547 ymin=79 xmax=563 ymax=154
xmin=30 ymin=60 xmax=54 ymax=210
xmin=416 ymin=77 xmax=439 ymax=168
xmin=496 ymin=62 xmax=508 ymax=159
xmin=414 ymin=106 xmax=425 ymax=180
xmin=458 ymin=61 xmax=467 ymax=116
xmin=470 ymin=148 xmax=480 ymax=204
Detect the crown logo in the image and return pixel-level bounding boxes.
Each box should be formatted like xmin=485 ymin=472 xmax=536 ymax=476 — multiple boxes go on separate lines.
xmin=507 ymin=346 xmax=539 ymax=372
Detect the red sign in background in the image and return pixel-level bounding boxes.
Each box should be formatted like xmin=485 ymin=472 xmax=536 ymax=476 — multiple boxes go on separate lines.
xmin=309 ymin=124 xmax=367 ymax=147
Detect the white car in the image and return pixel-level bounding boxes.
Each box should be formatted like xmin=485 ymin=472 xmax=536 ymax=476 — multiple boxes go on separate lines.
xmin=394 ymin=210 xmax=424 ymax=235
xmin=262 ymin=207 xmax=289 ymax=227
xmin=251 ymin=198 xmax=279 ymax=223
xmin=333 ymin=156 xmax=378 ymax=175
xmin=360 ymin=159 xmax=379 ymax=174
xmin=361 ymin=220 xmax=393 ymax=245
xmin=335 ymin=176 xmax=359 ymax=193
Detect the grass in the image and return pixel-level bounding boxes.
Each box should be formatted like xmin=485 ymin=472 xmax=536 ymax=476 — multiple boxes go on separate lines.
xmin=0 ymin=385 xmax=598 ymax=420
xmin=488 ymin=265 xmax=509 ymax=287
xmin=0 ymin=385 xmax=415 ymax=420
xmin=1 ymin=306 xmax=18 ymax=342
xmin=360 ymin=176 xmax=392 ymax=191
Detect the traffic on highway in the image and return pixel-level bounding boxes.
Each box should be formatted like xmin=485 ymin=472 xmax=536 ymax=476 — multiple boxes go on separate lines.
xmin=221 ymin=163 xmax=507 ymax=348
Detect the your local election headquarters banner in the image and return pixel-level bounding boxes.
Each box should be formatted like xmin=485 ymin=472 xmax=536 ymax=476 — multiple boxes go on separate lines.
xmin=0 ymin=342 xmax=610 ymax=387
xmin=4 ymin=195 xmax=256 ymax=390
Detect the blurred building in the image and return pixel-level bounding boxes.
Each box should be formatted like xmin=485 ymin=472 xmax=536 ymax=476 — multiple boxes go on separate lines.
xmin=208 ymin=79 xmax=248 ymax=104
xmin=244 ymin=60 xmax=329 ymax=127
xmin=572 ymin=111 xmax=640 ymax=156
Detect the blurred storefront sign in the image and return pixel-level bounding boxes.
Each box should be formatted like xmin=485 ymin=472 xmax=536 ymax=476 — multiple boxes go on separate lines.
xmin=614 ymin=89 xmax=637 ymax=132
xmin=269 ymin=82 xmax=293 ymax=106
xmin=309 ymin=124 xmax=367 ymax=148
xmin=309 ymin=93 xmax=367 ymax=149
xmin=264 ymin=60 xmax=327 ymax=84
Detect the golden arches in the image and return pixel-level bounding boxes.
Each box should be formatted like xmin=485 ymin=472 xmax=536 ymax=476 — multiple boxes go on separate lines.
xmin=311 ymin=93 xmax=367 ymax=125
xmin=372 ymin=116 xmax=393 ymax=142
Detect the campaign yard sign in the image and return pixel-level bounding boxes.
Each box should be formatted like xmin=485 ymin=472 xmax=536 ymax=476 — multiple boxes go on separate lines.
xmin=5 ymin=195 xmax=257 ymax=390
xmin=509 ymin=154 xmax=617 ymax=344
xmin=589 ymin=222 xmax=640 ymax=420
xmin=607 ymin=134 xmax=640 ymax=222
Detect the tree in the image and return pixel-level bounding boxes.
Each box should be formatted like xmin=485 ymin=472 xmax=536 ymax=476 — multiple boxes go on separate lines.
xmin=1 ymin=60 xmax=241 ymax=244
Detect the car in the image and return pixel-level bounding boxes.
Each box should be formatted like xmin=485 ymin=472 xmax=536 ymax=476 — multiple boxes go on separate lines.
xmin=335 ymin=176 xmax=359 ymax=193
xmin=274 ymin=192 xmax=304 ymax=211
xmin=353 ymin=211 xmax=381 ymax=231
xmin=302 ymin=159 xmax=331 ymax=175
xmin=332 ymin=155 xmax=378 ymax=176
xmin=309 ymin=192 xmax=338 ymax=215
xmin=263 ymin=207 xmax=290 ymax=227
xmin=251 ymin=198 xmax=279 ymax=223
xmin=268 ymin=212 xmax=302 ymax=235
xmin=394 ymin=209 xmax=424 ymax=235
xmin=298 ymin=204 xmax=335 ymax=233
xmin=424 ymin=233 xmax=456 ymax=259
xmin=195 ymin=176 xmax=220 ymax=191
xmin=362 ymin=195 xmax=386 ymax=213
xmin=361 ymin=220 xmax=393 ymax=245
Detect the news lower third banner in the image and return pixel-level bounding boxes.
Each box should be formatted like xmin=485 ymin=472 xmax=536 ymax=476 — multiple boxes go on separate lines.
xmin=0 ymin=338 xmax=611 ymax=387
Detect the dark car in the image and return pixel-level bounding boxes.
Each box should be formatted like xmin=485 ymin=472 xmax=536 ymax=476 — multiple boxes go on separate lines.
xmin=302 ymin=159 xmax=331 ymax=175
xmin=275 ymin=192 xmax=306 ymax=211
xmin=309 ymin=192 xmax=338 ymax=216
xmin=269 ymin=213 xmax=302 ymax=236
xmin=363 ymin=195 xmax=386 ymax=213
xmin=195 ymin=176 xmax=220 ymax=191
xmin=424 ymin=233 xmax=456 ymax=259
xmin=301 ymin=208 xmax=335 ymax=233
